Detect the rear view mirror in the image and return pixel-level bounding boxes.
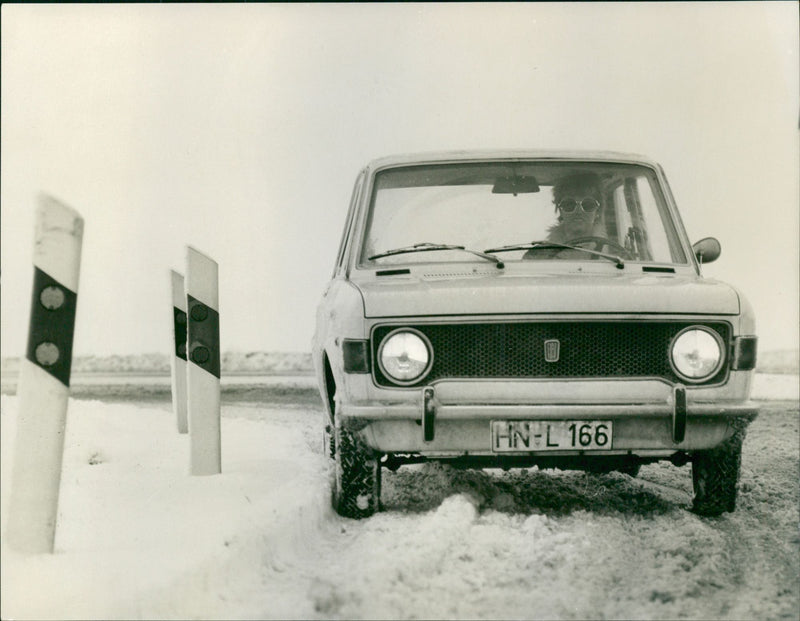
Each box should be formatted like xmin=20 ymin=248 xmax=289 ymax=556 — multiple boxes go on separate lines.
xmin=492 ymin=175 xmax=540 ymax=195
xmin=692 ymin=237 xmax=721 ymax=265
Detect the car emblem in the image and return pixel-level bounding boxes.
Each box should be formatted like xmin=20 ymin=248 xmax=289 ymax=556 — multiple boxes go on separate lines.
xmin=544 ymin=339 xmax=560 ymax=363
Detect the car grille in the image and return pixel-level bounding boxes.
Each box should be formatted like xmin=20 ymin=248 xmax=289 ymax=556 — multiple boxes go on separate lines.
xmin=371 ymin=321 xmax=731 ymax=387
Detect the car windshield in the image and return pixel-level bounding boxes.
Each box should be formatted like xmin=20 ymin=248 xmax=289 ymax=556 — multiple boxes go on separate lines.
xmin=360 ymin=161 xmax=687 ymax=266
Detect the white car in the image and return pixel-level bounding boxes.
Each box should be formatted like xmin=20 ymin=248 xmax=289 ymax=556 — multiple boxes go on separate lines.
xmin=312 ymin=150 xmax=758 ymax=518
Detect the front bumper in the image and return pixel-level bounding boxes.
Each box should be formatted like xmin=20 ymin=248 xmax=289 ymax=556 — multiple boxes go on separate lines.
xmin=338 ymin=375 xmax=758 ymax=457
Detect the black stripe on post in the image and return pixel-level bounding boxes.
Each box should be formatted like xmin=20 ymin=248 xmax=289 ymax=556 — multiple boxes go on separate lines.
xmin=25 ymin=267 xmax=78 ymax=387
xmin=173 ymin=307 xmax=187 ymax=360
xmin=187 ymin=294 xmax=220 ymax=379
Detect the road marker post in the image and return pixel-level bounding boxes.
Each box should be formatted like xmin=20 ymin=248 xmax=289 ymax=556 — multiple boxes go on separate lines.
xmin=185 ymin=246 xmax=221 ymax=475
xmin=170 ymin=270 xmax=189 ymax=434
xmin=7 ymin=195 xmax=84 ymax=553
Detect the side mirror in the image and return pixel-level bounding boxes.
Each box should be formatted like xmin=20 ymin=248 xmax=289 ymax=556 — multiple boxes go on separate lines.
xmin=692 ymin=237 xmax=721 ymax=265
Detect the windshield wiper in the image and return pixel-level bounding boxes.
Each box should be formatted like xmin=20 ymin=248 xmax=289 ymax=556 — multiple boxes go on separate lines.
xmin=484 ymin=240 xmax=625 ymax=269
xmin=369 ymin=242 xmax=505 ymax=269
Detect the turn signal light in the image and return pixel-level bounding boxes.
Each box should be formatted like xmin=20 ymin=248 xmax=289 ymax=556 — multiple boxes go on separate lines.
xmin=732 ymin=336 xmax=758 ymax=370
xmin=343 ymin=339 xmax=371 ymax=374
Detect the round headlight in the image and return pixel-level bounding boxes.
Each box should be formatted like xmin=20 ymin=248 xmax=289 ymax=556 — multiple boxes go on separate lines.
xmin=378 ymin=329 xmax=433 ymax=384
xmin=670 ymin=327 xmax=724 ymax=383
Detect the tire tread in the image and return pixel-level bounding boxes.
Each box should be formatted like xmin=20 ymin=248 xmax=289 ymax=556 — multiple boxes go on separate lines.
xmin=332 ymin=423 xmax=381 ymax=518
xmin=691 ymin=418 xmax=748 ymax=517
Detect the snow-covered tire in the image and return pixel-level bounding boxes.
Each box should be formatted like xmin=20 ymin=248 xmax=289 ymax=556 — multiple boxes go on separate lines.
xmin=332 ymin=422 xmax=381 ymax=519
xmin=691 ymin=419 xmax=747 ymax=517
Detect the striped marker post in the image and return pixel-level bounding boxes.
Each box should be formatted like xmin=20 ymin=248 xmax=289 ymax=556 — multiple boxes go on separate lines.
xmin=7 ymin=195 xmax=84 ymax=553
xmin=186 ymin=247 xmax=221 ymax=475
xmin=170 ymin=270 xmax=189 ymax=434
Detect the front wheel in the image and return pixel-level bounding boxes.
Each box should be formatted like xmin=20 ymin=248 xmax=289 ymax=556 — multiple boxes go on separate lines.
xmin=690 ymin=420 xmax=747 ymax=516
xmin=332 ymin=421 xmax=382 ymax=518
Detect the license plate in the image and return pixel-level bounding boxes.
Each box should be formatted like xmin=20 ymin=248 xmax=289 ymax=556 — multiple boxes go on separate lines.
xmin=491 ymin=420 xmax=613 ymax=452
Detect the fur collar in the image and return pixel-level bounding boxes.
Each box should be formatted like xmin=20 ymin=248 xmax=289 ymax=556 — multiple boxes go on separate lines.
xmin=546 ymin=219 xmax=606 ymax=243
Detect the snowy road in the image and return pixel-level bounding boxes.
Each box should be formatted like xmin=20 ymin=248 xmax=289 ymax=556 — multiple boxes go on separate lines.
xmin=1 ymin=389 xmax=798 ymax=620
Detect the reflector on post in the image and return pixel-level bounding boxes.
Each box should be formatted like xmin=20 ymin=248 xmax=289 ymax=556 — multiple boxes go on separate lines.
xmin=170 ymin=270 xmax=188 ymax=434
xmin=7 ymin=194 xmax=83 ymax=553
xmin=185 ymin=246 xmax=221 ymax=475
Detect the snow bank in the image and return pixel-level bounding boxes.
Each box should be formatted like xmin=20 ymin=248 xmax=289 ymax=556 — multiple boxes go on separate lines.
xmin=0 ymin=396 xmax=331 ymax=620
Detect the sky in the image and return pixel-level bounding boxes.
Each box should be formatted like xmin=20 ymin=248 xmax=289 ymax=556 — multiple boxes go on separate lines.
xmin=1 ymin=3 xmax=798 ymax=357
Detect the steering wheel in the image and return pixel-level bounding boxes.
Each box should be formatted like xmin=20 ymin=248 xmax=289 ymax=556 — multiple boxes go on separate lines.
xmin=562 ymin=236 xmax=632 ymax=259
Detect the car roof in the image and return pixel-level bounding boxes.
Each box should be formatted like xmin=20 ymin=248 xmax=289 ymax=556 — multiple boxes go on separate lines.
xmin=365 ymin=149 xmax=659 ymax=171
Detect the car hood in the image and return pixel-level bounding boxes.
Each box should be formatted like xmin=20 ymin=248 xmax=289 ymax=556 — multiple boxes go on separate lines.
xmin=353 ymin=270 xmax=741 ymax=317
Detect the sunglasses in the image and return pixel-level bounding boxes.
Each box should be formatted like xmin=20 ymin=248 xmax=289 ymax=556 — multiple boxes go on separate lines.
xmin=557 ymin=197 xmax=600 ymax=214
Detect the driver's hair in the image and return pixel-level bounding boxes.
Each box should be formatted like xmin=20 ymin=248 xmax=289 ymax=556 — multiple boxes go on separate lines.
xmin=552 ymin=172 xmax=603 ymax=206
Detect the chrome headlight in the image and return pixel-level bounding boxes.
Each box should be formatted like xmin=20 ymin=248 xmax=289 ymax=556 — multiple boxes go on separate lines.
xmin=670 ymin=327 xmax=725 ymax=383
xmin=377 ymin=328 xmax=433 ymax=385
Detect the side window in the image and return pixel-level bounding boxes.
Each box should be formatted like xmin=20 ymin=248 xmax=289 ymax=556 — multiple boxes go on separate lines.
xmin=334 ymin=171 xmax=365 ymax=276
xmin=635 ymin=176 xmax=674 ymax=262
xmin=611 ymin=177 xmax=681 ymax=263
xmin=633 ymin=176 xmax=687 ymax=263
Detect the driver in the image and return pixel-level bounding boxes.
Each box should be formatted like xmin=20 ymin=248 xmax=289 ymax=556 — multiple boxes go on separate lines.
xmin=523 ymin=172 xmax=609 ymax=261
xmin=546 ymin=172 xmax=606 ymax=243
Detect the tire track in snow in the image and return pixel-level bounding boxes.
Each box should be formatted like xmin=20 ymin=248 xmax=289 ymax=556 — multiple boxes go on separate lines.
xmin=300 ymin=466 xmax=738 ymax=620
